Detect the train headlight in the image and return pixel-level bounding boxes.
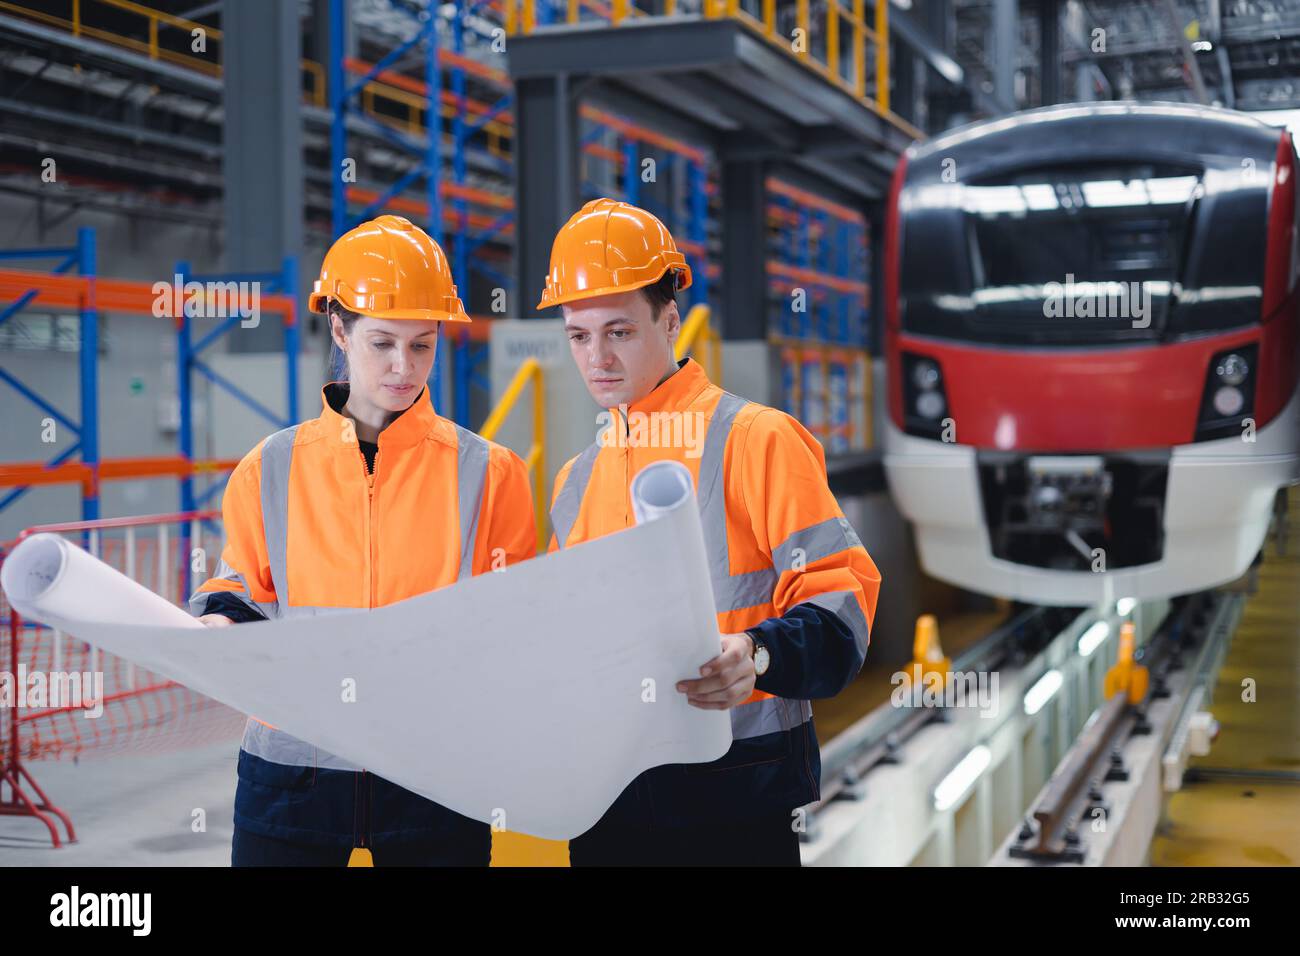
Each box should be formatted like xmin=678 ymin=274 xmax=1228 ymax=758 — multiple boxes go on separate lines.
xmin=1196 ymin=344 xmax=1257 ymax=441
xmin=912 ymin=359 xmax=942 ymax=392
xmin=1215 ymin=353 xmax=1248 ymax=386
xmin=1213 ymin=386 xmax=1244 ymax=417
xmin=902 ymin=352 xmax=952 ymax=438
xmin=916 ymin=390 xmax=946 ymax=419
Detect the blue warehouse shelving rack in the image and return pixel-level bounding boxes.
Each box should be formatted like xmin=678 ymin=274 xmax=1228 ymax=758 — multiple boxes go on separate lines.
xmin=0 ymin=230 xmax=298 ymax=596
xmin=767 ymin=179 xmax=873 ymax=454
xmin=0 ymin=229 xmax=99 ymax=522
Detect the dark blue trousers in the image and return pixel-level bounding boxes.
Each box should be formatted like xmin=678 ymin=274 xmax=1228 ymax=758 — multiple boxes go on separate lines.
xmin=231 ymin=826 xmax=489 ymax=866
xmin=232 ymin=749 xmax=489 ymax=867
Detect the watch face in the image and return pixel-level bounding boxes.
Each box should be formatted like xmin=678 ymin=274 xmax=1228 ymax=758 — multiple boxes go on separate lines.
xmin=754 ymin=645 xmax=770 ymax=676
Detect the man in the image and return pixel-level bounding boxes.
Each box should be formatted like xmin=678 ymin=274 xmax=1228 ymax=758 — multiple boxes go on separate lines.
xmin=540 ymin=198 xmax=882 ymax=866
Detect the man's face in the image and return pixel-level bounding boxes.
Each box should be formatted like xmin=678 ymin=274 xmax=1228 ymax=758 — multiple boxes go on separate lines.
xmin=563 ymin=290 xmax=680 ymax=408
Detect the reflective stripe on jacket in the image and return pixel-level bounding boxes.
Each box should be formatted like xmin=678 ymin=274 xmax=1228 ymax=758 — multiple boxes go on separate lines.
xmin=549 ymin=358 xmax=881 ymax=819
xmin=191 ymin=382 xmax=536 ymax=772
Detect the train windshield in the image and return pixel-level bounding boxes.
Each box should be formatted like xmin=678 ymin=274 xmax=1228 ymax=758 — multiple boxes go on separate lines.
xmin=900 ymin=160 xmax=1267 ymax=344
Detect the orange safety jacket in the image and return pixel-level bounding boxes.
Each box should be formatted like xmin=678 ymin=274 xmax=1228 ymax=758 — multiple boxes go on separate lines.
xmin=549 ymin=357 xmax=881 ymax=822
xmin=190 ymin=383 xmax=536 ymax=775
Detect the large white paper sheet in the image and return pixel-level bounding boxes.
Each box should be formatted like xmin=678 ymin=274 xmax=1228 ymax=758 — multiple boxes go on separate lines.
xmin=1 ymin=461 xmax=732 ymax=840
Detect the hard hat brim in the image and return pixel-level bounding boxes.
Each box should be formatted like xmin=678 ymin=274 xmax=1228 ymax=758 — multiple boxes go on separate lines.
xmin=355 ymin=307 xmax=473 ymax=323
xmin=535 ymin=264 xmax=694 ymax=310
xmin=309 ymin=291 xmax=471 ymax=323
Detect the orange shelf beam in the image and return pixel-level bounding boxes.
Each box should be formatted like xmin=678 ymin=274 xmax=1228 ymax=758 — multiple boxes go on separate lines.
xmin=766 ymin=178 xmax=865 ymax=224
xmin=766 ymin=260 xmax=867 ymax=296
xmin=345 ymin=187 xmax=515 ymax=239
xmin=0 ymin=456 xmax=244 ymax=490
xmin=0 ymin=270 xmax=295 ymax=323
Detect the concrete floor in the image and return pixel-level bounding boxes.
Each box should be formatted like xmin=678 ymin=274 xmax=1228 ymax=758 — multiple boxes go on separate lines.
xmin=1149 ymin=486 xmax=1300 ymax=867
xmin=0 ymin=741 xmax=238 ymax=866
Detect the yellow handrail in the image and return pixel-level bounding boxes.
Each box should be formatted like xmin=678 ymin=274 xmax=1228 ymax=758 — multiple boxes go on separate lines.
xmin=0 ymin=0 xmax=336 ymax=103
xmin=853 ymin=0 xmax=866 ymax=97
xmin=97 ymin=0 xmax=217 ymax=35
xmin=302 ymin=59 xmax=326 ymax=108
xmin=796 ymin=0 xmax=809 ymax=61
xmin=350 ymin=63 xmax=512 ymax=141
xmin=507 ymin=0 xmax=920 ymax=140
xmin=480 ymin=357 xmax=547 ymax=550
xmin=875 ymin=0 xmax=889 ymax=113
xmin=675 ymin=303 xmax=722 ymax=384
xmin=827 ymin=2 xmax=840 ymax=79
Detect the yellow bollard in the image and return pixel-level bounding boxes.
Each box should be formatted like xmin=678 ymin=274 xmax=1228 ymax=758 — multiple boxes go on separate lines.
xmin=906 ymin=614 xmax=951 ymax=689
xmin=347 ymin=847 xmax=374 ymax=867
xmin=1103 ymin=621 xmax=1149 ymax=704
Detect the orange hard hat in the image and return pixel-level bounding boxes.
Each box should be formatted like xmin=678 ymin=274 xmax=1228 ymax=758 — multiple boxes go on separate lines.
xmin=309 ymin=214 xmax=470 ymax=322
xmin=536 ymin=198 xmax=693 ymax=309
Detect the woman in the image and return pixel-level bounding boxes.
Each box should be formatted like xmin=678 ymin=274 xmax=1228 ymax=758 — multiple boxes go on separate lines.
xmin=189 ymin=215 xmax=535 ymax=866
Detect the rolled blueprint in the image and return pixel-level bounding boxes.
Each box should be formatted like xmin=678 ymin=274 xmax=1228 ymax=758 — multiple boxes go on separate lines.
xmin=631 ymin=458 xmax=696 ymax=525
xmin=1 ymin=460 xmax=731 ymax=840
xmin=4 ymin=532 xmax=203 ymax=630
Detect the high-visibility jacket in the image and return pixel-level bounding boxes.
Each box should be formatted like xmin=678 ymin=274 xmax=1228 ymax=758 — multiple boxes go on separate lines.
xmin=190 ymin=383 xmax=535 ymax=839
xmin=549 ymin=358 xmax=881 ymax=823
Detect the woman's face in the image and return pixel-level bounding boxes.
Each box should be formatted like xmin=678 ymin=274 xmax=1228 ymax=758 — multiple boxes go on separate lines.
xmin=332 ymin=314 xmax=440 ymax=412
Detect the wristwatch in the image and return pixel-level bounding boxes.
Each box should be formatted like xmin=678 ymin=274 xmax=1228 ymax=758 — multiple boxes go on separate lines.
xmin=747 ymin=630 xmax=770 ymax=677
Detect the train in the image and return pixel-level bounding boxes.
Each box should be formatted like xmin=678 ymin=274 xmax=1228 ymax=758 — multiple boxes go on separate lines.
xmin=883 ymin=103 xmax=1300 ymax=606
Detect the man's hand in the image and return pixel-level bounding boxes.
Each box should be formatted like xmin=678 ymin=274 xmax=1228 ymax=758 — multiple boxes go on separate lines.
xmin=676 ymin=633 xmax=756 ymax=710
xmin=198 ymin=614 xmax=234 ymax=628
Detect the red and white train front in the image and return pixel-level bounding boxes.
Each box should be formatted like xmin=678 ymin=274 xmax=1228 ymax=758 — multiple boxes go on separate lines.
xmin=884 ymin=103 xmax=1300 ymax=606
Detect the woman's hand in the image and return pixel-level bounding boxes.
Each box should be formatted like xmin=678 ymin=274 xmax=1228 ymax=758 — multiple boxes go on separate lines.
xmin=198 ymin=614 xmax=235 ymax=628
xmin=676 ymin=633 xmax=756 ymax=710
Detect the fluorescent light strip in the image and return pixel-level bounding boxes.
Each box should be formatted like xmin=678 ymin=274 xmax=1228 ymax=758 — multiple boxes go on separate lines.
xmin=1078 ymin=621 xmax=1110 ymax=658
xmin=933 ymin=745 xmax=992 ymax=812
xmin=1023 ymin=669 xmax=1063 ymax=716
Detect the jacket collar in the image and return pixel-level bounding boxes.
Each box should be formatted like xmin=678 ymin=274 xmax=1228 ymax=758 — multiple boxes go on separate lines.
xmin=319 ymin=382 xmax=439 ymax=449
xmin=614 ymin=357 xmax=713 ymax=420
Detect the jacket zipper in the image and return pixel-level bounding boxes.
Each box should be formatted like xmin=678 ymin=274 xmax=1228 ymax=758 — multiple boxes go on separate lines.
xmin=621 ymin=407 xmax=631 ymax=528
xmin=359 ymin=444 xmax=378 ymax=853
xmin=358 ymin=769 xmax=368 ymax=847
xmin=358 ymin=445 xmax=379 ymax=609
xmin=368 ymin=449 xmax=380 ymax=608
